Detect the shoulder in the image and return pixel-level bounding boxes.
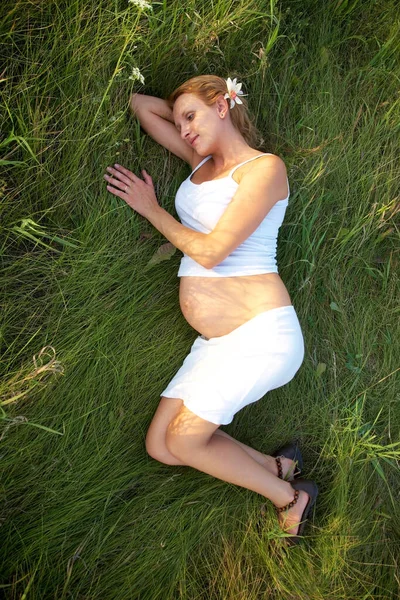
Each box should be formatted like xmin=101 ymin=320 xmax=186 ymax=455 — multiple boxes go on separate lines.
xmin=237 ymin=153 xmax=286 ymax=183
xmin=236 ymin=154 xmax=289 ymax=201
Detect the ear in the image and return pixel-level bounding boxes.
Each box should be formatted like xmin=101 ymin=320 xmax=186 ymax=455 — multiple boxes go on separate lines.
xmin=215 ymin=94 xmax=228 ymax=117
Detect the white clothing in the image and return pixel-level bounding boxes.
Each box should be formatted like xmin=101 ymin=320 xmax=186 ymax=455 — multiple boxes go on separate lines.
xmin=175 ymin=154 xmax=290 ymax=277
xmin=160 ymin=306 xmax=304 ymax=425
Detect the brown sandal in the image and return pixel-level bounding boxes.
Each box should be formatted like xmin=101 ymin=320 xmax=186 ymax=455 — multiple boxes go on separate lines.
xmin=273 ymin=441 xmax=303 ymax=480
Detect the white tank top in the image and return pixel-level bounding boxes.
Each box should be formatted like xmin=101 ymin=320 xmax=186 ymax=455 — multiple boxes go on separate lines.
xmin=175 ymin=153 xmax=289 ymax=277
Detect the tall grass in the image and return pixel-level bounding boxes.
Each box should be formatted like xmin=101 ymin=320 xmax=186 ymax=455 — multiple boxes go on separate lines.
xmin=1 ymin=0 xmax=399 ymax=598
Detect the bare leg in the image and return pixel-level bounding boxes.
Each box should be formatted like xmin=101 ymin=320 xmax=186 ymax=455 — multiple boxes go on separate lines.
xmin=215 ymin=430 xmax=295 ymax=479
xmin=166 ymin=412 xmax=309 ymax=535
xmin=154 ymin=428 xmax=294 ymax=479
xmin=148 ymin=398 xmax=294 ymax=476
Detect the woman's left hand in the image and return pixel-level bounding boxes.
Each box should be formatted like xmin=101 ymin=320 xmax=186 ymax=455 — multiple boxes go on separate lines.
xmin=104 ymin=163 xmax=161 ymax=219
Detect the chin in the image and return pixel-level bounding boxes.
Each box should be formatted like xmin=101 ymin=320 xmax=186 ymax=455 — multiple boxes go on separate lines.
xmin=194 ymin=142 xmax=211 ymax=157
xmin=194 ymin=146 xmax=207 ymax=157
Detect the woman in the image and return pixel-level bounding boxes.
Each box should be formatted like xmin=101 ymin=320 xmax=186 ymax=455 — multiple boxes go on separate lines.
xmin=104 ymin=75 xmax=318 ymax=545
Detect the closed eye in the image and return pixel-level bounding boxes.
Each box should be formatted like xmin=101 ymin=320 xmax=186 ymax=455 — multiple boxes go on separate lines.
xmin=175 ymin=113 xmax=194 ymax=131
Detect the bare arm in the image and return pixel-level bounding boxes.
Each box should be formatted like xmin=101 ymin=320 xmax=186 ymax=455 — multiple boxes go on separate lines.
xmin=129 ymin=93 xmax=195 ymax=165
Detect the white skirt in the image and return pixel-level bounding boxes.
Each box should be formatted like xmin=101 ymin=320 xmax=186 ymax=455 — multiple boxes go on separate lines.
xmin=160 ymin=305 xmax=304 ymax=425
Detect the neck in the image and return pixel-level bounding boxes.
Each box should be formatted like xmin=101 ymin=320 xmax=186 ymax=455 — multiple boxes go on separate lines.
xmin=210 ymin=132 xmax=254 ymax=172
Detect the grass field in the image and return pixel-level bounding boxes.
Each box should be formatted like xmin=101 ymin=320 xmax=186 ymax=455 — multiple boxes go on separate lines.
xmin=1 ymin=0 xmax=399 ymax=598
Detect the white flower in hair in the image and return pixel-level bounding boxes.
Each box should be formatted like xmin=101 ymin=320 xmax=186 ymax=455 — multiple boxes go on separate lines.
xmin=224 ymin=77 xmax=246 ymax=108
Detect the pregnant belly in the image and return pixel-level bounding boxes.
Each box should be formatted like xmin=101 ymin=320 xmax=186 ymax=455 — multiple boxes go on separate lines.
xmin=179 ymin=273 xmax=292 ymax=339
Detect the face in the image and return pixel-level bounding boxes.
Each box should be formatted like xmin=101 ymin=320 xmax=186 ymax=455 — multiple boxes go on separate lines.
xmin=173 ymin=93 xmax=226 ymax=155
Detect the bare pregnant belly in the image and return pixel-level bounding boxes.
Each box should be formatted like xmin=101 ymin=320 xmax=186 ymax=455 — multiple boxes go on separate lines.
xmin=179 ymin=273 xmax=292 ymax=339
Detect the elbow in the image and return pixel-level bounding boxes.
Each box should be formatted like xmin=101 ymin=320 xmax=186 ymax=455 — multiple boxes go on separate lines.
xmin=129 ymin=93 xmax=143 ymax=115
xmin=196 ymin=236 xmax=221 ymax=269
xmin=202 ymin=260 xmax=214 ymax=270
xmin=201 ymin=249 xmax=220 ymax=270
xmin=202 ymin=235 xmax=226 ymax=269
xmin=202 ymin=254 xmax=220 ymax=270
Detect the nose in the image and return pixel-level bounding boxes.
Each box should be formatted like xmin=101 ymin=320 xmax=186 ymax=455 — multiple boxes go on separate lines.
xmin=180 ymin=124 xmax=191 ymax=141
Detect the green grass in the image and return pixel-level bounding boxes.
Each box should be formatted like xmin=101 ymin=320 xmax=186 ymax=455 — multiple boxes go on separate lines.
xmin=1 ymin=0 xmax=399 ymax=598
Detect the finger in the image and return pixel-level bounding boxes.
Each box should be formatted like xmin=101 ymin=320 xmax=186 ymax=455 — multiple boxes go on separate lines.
xmin=142 ymin=169 xmax=153 ymax=184
xmin=113 ymin=163 xmax=141 ymax=184
xmin=106 ymin=184 xmax=128 ymax=199
xmin=105 ymin=166 xmax=132 ymax=187
xmin=104 ymin=175 xmax=130 ymax=192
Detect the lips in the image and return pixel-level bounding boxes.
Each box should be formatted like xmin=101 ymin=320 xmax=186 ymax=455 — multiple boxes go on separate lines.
xmin=190 ymin=136 xmax=198 ymax=146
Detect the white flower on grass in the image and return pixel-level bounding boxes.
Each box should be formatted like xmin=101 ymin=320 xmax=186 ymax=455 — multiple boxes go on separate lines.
xmin=224 ymin=77 xmax=247 ymax=109
xmin=128 ymin=0 xmax=153 ymax=10
xmin=128 ymin=67 xmax=145 ymax=84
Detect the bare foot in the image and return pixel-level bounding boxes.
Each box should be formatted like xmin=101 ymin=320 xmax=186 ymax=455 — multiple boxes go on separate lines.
xmin=277 ymin=489 xmax=310 ymax=536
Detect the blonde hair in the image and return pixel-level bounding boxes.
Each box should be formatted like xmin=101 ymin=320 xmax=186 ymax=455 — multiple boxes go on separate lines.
xmin=166 ymin=75 xmax=264 ymax=149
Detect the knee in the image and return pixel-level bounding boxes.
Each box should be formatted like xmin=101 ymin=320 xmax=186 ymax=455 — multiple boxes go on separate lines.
xmin=144 ymin=433 xmax=167 ymax=464
xmin=165 ymin=424 xmax=191 ymax=460
xmin=145 ymin=430 xmax=180 ymax=466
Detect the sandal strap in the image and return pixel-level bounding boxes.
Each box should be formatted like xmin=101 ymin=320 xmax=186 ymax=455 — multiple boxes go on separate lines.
xmin=275 ymin=489 xmax=300 ymax=514
xmin=275 ymin=456 xmax=283 ymax=479
xmin=288 ymin=464 xmax=302 ymax=479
